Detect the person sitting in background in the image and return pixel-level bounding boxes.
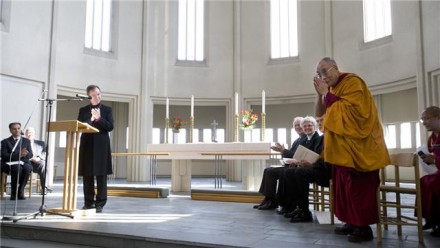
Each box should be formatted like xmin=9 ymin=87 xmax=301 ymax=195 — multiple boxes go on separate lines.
xmin=1 ymin=122 xmax=33 ymax=200
xmin=253 ymin=117 xmax=306 ymax=211
xmin=419 ymin=106 xmax=440 ymax=238
xmin=25 ymin=127 xmax=52 ymax=194
xmin=283 ymin=116 xmax=328 ymax=222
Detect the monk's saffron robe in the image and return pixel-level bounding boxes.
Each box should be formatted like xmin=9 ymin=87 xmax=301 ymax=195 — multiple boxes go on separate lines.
xmin=323 ymin=73 xmax=390 ymax=226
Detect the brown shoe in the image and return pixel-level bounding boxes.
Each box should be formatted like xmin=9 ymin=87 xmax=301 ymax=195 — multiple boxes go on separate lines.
xmin=334 ymin=224 xmax=354 ymax=235
xmin=347 ymin=226 xmax=374 ymax=242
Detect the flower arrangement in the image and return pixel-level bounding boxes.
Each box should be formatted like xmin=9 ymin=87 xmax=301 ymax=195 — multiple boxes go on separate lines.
xmin=172 ymin=116 xmax=187 ymax=133
xmin=240 ymin=109 xmax=258 ymax=130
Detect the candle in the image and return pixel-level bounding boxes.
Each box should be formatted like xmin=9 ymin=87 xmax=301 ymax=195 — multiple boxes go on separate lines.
xmin=262 ymin=90 xmax=265 ymax=113
xmin=235 ymin=92 xmax=238 ymax=115
xmin=166 ymin=97 xmax=169 ymax=118
xmin=191 ymin=95 xmax=194 ymax=117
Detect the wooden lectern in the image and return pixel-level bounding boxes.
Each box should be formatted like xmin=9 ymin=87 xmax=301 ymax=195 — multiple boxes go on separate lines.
xmin=48 ymin=120 xmax=98 ymax=216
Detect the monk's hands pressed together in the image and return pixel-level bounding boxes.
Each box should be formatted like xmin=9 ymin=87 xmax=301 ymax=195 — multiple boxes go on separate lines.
xmin=313 ymin=76 xmax=329 ymax=96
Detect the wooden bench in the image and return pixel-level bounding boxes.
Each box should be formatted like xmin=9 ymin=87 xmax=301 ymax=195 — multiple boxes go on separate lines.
xmin=191 ymin=189 xmax=264 ymax=203
xmin=106 ymin=185 xmax=169 ymax=198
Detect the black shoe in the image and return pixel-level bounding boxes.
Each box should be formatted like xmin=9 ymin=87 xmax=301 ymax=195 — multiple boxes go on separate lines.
xmin=82 ymin=204 xmax=95 ymax=210
xmin=258 ymin=200 xmax=277 ymax=210
xmin=347 ymin=226 xmax=374 ymax=242
xmin=10 ymin=196 xmax=15 ymax=201
xmin=290 ymin=209 xmax=313 ymax=223
xmin=423 ymin=222 xmax=434 ymax=230
xmin=96 ymin=206 xmax=103 ymax=213
xmin=284 ymin=207 xmax=300 ymax=218
xmin=276 ymin=207 xmax=291 ymax=215
xmin=334 ymin=223 xmax=355 ymax=235
xmin=18 ymin=195 xmax=26 ymax=200
xmin=253 ymin=198 xmax=267 ymax=209
xmin=431 ymin=226 xmax=440 ymax=237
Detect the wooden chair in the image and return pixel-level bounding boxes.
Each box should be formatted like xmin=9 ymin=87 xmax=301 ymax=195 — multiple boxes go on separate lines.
xmin=376 ymin=152 xmax=423 ymax=243
xmin=1 ymin=171 xmax=35 ymax=199
xmin=309 ymin=180 xmax=334 ymax=224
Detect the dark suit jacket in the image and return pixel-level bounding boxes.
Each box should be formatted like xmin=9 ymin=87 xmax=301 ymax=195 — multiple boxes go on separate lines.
xmin=77 ymin=103 xmax=114 ymax=176
xmin=282 ymin=134 xmax=307 ymax=159
xmin=1 ymin=136 xmax=33 ymax=172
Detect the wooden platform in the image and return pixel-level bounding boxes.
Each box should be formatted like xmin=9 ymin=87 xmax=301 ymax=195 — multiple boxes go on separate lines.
xmin=106 ymin=186 xmax=169 ymax=198
xmin=191 ymin=189 xmax=264 ymax=203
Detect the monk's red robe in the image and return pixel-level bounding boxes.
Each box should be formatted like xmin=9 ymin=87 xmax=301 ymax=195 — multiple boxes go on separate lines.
xmin=420 ymin=133 xmax=440 ymax=226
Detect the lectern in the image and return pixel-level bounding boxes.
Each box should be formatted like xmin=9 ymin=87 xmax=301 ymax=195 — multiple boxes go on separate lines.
xmin=48 ymin=120 xmax=98 ymax=216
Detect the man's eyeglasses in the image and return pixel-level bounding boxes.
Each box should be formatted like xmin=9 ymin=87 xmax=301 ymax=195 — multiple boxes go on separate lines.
xmin=315 ymin=67 xmax=334 ymax=79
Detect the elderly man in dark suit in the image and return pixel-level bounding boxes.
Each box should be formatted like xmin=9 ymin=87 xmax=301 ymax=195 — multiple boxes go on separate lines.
xmin=1 ymin=122 xmax=33 ymax=200
xmin=77 ymin=85 xmax=114 ymax=213
xmin=25 ymin=127 xmax=52 ymax=194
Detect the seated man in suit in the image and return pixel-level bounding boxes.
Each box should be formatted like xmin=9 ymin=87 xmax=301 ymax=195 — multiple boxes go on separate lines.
xmin=253 ymin=116 xmax=305 ymax=210
xmin=1 ymin=122 xmax=33 ymax=200
xmin=283 ymin=115 xmax=332 ymax=222
xmin=25 ymin=127 xmax=52 ymax=194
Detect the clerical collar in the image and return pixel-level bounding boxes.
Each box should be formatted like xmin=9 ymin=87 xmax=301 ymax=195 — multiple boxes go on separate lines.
xmin=90 ymin=103 xmax=101 ymax=108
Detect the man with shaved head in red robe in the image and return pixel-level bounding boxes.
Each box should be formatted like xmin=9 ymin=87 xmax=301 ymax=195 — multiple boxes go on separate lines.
xmin=313 ymin=57 xmax=390 ymax=243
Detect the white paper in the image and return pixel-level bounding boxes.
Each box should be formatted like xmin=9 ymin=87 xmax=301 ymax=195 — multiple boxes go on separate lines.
xmin=6 ymin=161 xmax=24 ymax=166
xmin=417 ymin=145 xmax=438 ymax=175
xmin=292 ymin=145 xmax=320 ymax=164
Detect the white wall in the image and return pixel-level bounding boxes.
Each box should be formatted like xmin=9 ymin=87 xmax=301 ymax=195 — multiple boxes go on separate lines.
xmin=1 ymin=0 xmax=439 ymax=182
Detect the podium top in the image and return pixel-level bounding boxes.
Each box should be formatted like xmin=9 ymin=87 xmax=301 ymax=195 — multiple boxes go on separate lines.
xmin=48 ymin=120 xmax=99 ymax=133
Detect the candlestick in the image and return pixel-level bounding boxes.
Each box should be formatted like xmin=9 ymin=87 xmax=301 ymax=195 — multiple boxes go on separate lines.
xmin=262 ymin=90 xmax=265 ymax=113
xmin=191 ymin=95 xmax=194 ymax=117
xmin=166 ymin=97 xmax=169 ymax=118
xmin=234 ymin=114 xmax=239 ymax=142
xmin=189 ymin=116 xmax=194 ymax=143
xmin=165 ymin=117 xmax=169 ymax=143
xmin=261 ymin=112 xmax=266 ymax=142
xmin=235 ymin=92 xmax=238 ymax=115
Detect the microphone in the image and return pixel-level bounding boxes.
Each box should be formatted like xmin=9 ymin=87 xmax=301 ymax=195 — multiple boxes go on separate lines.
xmin=76 ymin=94 xmax=92 ymax=100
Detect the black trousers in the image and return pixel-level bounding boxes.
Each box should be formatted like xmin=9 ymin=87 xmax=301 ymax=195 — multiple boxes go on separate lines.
xmin=284 ymin=166 xmax=330 ymax=211
xmin=258 ymin=166 xmax=287 ymax=206
xmin=83 ymin=175 xmax=108 ymax=208
xmin=2 ymin=162 xmax=32 ymax=197
xmin=31 ymin=160 xmax=46 ymax=189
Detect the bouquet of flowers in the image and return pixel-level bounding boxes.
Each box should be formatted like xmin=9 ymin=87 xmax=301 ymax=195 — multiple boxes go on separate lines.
xmin=172 ymin=116 xmax=187 ymax=133
xmin=240 ymin=109 xmax=258 ymax=130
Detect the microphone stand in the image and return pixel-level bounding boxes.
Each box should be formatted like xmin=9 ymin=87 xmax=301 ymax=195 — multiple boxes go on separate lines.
xmin=32 ymin=97 xmax=84 ymax=219
xmin=2 ymin=91 xmax=47 ymax=222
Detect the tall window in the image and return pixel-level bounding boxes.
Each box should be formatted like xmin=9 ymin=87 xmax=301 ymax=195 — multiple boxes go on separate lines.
xmin=270 ymin=0 xmax=298 ymax=59
xmin=0 ymin=0 xmax=3 ymax=23
xmin=178 ymin=0 xmax=204 ymax=61
xmin=363 ymin=0 xmax=392 ymax=42
xmin=85 ymin=0 xmax=112 ymax=52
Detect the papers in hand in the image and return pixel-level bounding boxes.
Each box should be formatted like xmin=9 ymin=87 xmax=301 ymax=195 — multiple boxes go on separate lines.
xmin=280 ymin=158 xmax=297 ymax=165
xmin=417 ymin=145 xmax=438 ymax=175
xmin=292 ymin=145 xmax=320 ymax=164
xmin=6 ymin=161 xmax=24 ymax=166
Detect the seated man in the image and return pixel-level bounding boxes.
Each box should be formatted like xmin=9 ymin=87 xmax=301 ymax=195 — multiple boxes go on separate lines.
xmin=25 ymin=127 xmax=52 ymax=194
xmin=253 ymin=117 xmax=305 ymax=210
xmin=283 ymin=115 xmax=331 ymax=222
xmin=419 ymin=106 xmax=440 ymax=237
xmin=1 ymin=122 xmax=33 ymax=200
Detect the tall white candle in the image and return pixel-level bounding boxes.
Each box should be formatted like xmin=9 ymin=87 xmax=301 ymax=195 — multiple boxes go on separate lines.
xmin=235 ymin=92 xmax=238 ymax=115
xmin=191 ymin=95 xmax=194 ymax=117
xmin=262 ymin=90 xmax=266 ymax=113
xmin=166 ymin=97 xmax=169 ymax=118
